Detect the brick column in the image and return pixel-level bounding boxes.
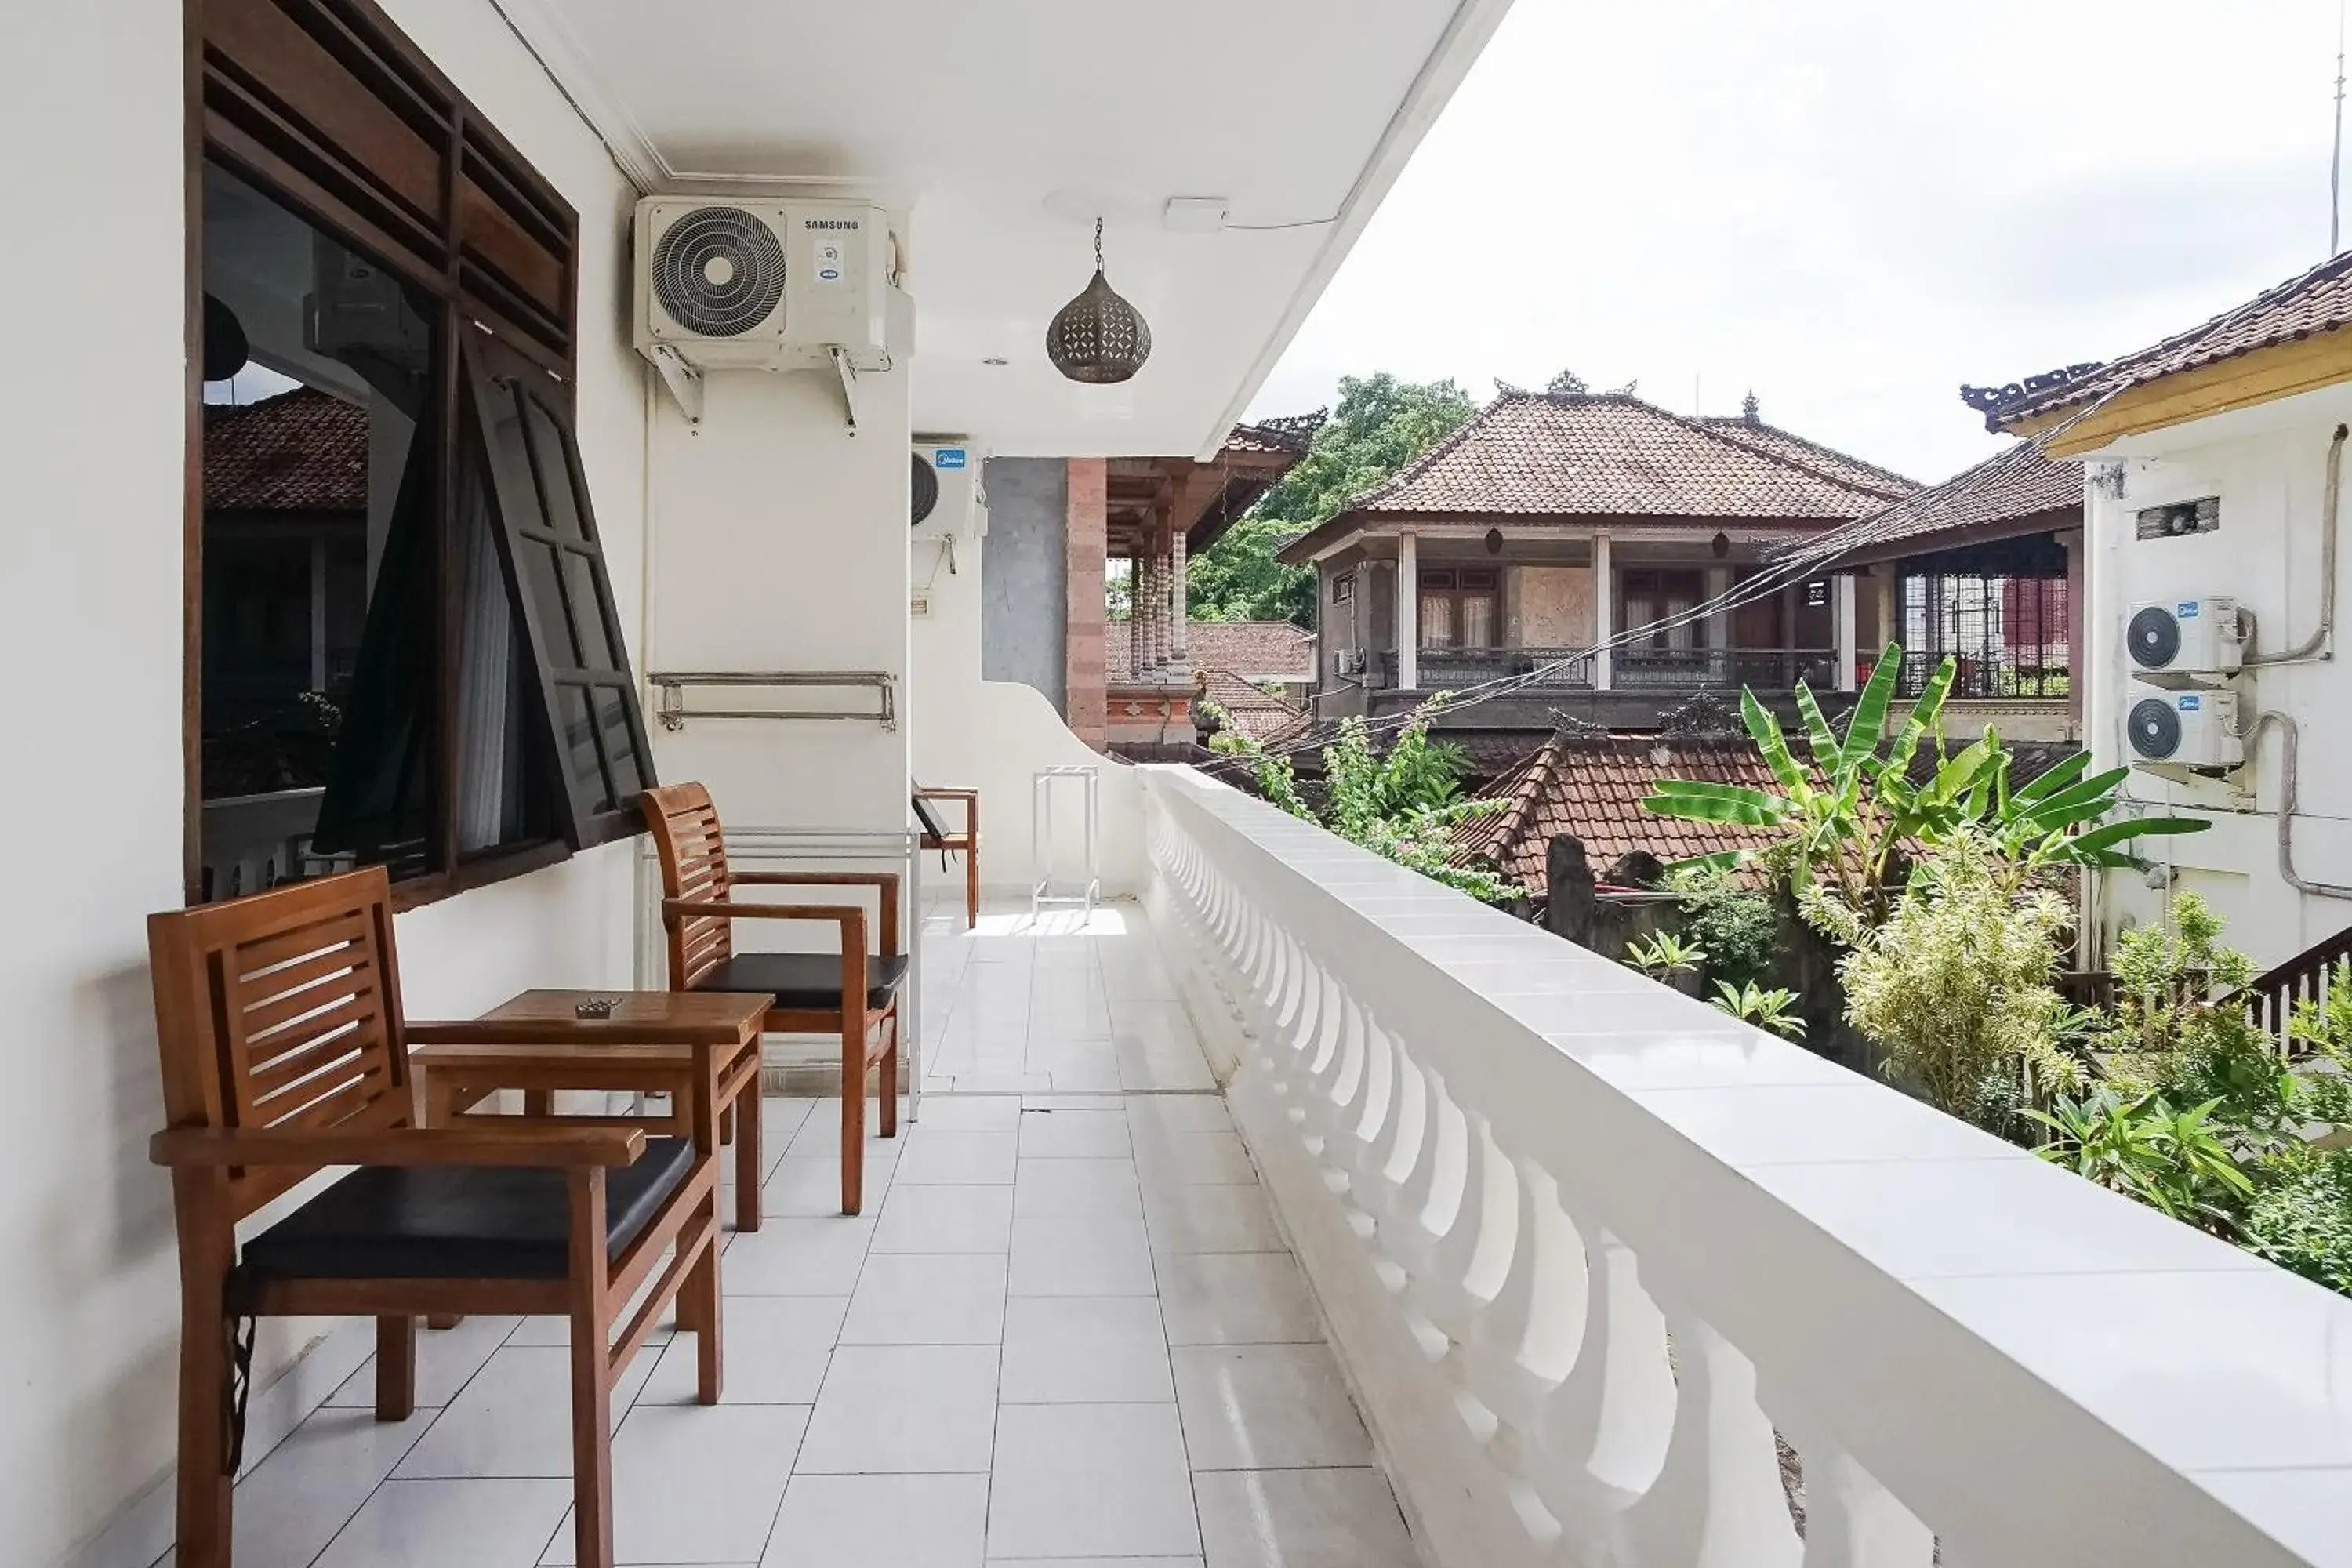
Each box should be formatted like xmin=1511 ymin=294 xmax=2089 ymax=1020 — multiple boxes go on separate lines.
xmin=1170 ymin=527 xmax=1189 ymax=670
xmin=1065 ymin=458 xmax=1106 ymax=747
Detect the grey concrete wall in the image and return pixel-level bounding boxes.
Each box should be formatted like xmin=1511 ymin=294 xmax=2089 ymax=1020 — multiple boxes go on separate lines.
xmin=982 ymin=457 xmax=1069 ymax=711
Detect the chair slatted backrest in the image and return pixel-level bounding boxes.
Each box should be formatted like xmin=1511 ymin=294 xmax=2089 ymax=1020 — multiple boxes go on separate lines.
xmin=147 ymin=867 xmax=413 ymax=1218
xmin=641 ymin=782 xmax=735 ymax=989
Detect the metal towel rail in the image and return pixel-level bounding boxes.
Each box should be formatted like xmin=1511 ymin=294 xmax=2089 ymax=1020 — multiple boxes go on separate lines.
xmin=648 ymin=670 xmax=897 ymax=731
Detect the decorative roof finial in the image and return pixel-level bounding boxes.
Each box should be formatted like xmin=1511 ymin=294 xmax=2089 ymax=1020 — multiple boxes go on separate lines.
xmin=1741 ymin=389 xmax=1760 ymax=424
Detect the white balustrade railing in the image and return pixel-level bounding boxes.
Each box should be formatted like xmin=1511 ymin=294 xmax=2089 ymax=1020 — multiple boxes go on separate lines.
xmin=1138 ymin=765 xmax=2350 ymax=1568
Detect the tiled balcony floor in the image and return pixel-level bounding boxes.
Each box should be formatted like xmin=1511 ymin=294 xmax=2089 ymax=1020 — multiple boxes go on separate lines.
xmin=194 ymin=898 xmax=1414 ymax=1568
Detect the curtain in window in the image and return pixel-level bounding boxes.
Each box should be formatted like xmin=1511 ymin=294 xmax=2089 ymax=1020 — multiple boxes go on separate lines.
xmin=1420 ymin=592 xmax=1455 ymax=648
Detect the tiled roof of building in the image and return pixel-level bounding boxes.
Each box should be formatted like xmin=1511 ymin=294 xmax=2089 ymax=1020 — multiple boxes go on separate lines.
xmin=1454 ymin=734 xmax=1794 ymax=897
xmin=1279 ymin=394 xmax=1911 ymax=563
xmin=1780 ymin=438 xmax=2082 ymax=568
xmin=1198 ymin=668 xmax=1303 ymax=742
xmin=1109 ymin=621 xmax=1312 ymax=682
xmin=1699 ymin=415 xmax=1918 ymax=495
xmin=1966 ymin=249 xmax=2352 ymax=430
xmin=203 ymin=387 xmax=368 ymax=514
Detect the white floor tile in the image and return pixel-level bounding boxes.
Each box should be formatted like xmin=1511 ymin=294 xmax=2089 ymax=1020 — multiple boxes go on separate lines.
xmin=873 ymin=1182 xmax=1015 ymax=1253
xmin=1144 ymin=1184 xmax=1285 ymax=1254
xmin=1127 ymin=1094 xmax=1236 ymax=1134
xmin=1172 ymin=1345 xmax=1373 ymax=1470
xmin=721 ymin=1217 xmax=877 ymax=1296
xmin=507 ymin=1312 xmax=673 ymax=1348
xmin=539 ymin=1403 xmax=808 ymax=1565
xmin=760 ymin=1472 xmax=990 ymax=1568
xmin=1008 ymin=1214 xmax=1157 ymax=1297
xmin=946 ymin=1069 xmax=1056 ymax=1094
xmin=785 ymin=1100 xmax=898 ymax=1157
xmin=796 ymin=1345 xmax=1001 ymax=1473
xmin=1156 ymin=1254 xmax=1324 ymax=1346
xmin=761 ymin=1153 xmax=896 ymax=1219
xmin=1013 ymin=1156 xmax=1144 ymax=1220
xmin=905 ymin=1094 xmax=1024 ymax=1131
xmin=1033 ymin=1043 xmax=1126 ymax=1094
xmin=1135 ymin=1131 xmax=1260 ymax=1186
xmin=988 ymin=1560 xmax=1200 ymax=1567
xmin=395 ymin=1345 xmax=655 ymax=1479
xmin=639 ymin=1296 xmax=845 ymax=1406
xmin=1192 ymin=1468 xmax=1416 ymax=1568
xmin=896 ymin=1128 xmax=1019 ymax=1185
xmin=986 ymin=1403 xmax=1200 ymax=1560
xmin=314 ymin=1478 xmax=572 ymax=1568
xmin=328 ymin=1315 xmax=521 ymax=1409
xmin=227 ymin=1406 xmax=434 ymax=1568
xmin=1000 ymin=1295 xmax=1173 ymax=1404
xmin=1115 ymin=1037 xmax=1219 ymax=1093
xmin=841 ymin=1253 xmax=1009 ymax=1344
xmin=1017 ymin=1107 xmax=1133 ymax=1159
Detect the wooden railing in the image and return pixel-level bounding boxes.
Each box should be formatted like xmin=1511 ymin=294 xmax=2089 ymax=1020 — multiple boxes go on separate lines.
xmin=2235 ymin=923 xmax=2352 ymax=1050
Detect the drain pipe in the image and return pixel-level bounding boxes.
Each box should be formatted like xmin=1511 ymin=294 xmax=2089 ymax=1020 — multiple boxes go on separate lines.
xmin=2239 ymin=710 xmax=2352 ymax=899
xmin=2240 ymin=423 xmax=2347 ymax=665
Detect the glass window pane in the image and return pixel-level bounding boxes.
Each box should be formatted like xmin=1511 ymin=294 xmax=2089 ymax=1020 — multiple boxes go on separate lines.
xmin=557 ymin=684 xmax=613 ymax=814
xmin=1420 ymin=593 xmax=1454 ymax=648
xmin=522 ymin=396 xmax=587 ymax=540
xmin=199 ymin=162 xmax=437 ymax=898
xmin=1461 ymin=596 xmax=1494 ymax=648
xmin=594 ymin=688 xmax=644 ymax=798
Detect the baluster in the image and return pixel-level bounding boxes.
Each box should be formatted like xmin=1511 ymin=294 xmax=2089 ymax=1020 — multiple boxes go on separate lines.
xmin=1327 ymin=1004 xmax=1394 ymax=1221
xmin=1622 ymin=1311 xmax=1802 ymax=1568
xmin=1385 ymin=1062 xmax=1464 ymax=1284
xmin=1361 ymin=1032 xmax=1428 ymax=1240
xmin=1461 ymin=1156 xmax=1587 ymax=1433
xmin=1411 ymin=1110 xmax=1516 ymax=1344
xmin=1533 ymin=1229 xmax=1674 ymax=1552
xmin=1762 ymin=1399 xmax=1934 ymax=1568
xmin=1296 ymin=975 xmax=1356 ymax=1155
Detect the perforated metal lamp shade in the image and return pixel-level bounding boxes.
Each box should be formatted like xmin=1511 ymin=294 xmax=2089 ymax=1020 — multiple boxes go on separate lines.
xmin=1047 ymin=220 xmax=1151 ymax=384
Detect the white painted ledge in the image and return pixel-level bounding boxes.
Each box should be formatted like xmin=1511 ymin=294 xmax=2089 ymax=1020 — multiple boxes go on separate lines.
xmin=1139 ymin=763 xmax=2352 ymax=1568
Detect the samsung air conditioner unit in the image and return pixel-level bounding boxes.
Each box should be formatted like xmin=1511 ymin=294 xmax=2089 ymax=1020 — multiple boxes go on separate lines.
xmin=633 ymin=198 xmax=906 ymax=373
xmin=911 ymin=439 xmax=984 ymax=539
xmin=2127 ymin=689 xmax=2242 ymax=770
xmin=2125 ymin=596 xmax=2242 ymax=683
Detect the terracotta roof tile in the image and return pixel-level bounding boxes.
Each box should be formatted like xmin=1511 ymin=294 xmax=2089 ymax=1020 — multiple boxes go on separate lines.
xmin=1972 ymin=249 xmax=2352 ymax=429
xmin=1198 ymin=668 xmax=1302 ymax=741
xmin=1784 ymin=439 xmax=2082 ymax=568
xmin=1109 ymin=621 xmax=1312 ymax=682
xmin=1279 ymin=394 xmax=1911 ymax=563
xmin=1455 ymin=735 xmax=1793 ymax=896
xmin=203 ymin=387 xmax=369 ymax=513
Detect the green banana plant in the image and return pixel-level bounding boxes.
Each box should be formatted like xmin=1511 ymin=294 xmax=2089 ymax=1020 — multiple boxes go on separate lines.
xmin=1639 ymin=642 xmax=2208 ymax=926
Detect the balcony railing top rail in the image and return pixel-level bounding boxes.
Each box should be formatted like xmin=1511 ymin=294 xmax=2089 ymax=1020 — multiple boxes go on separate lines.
xmin=1413 ymin=645 xmax=1593 ymax=688
xmin=1139 ymin=763 xmax=2347 ymax=1568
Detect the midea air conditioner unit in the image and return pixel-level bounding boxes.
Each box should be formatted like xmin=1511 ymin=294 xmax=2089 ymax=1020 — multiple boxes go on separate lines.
xmin=911 ymin=440 xmax=984 ymax=539
xmin=2125 ymin=596 xmax=2242 ymax=681
xmin=633 ymin=198 xmax=908 ymax=374
xmin=2127 ymin=689 xmax=2242 ymax=769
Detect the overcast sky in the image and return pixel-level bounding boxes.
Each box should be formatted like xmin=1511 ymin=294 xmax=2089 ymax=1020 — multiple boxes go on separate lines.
xmin=1250 ymin=0 xmax=2348 ymax=485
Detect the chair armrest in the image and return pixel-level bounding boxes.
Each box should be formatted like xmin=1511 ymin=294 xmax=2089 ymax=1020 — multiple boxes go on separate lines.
xmin=704 ymin=873 xmax=900 ymax=959
xmin=912 ymin=789 xmax=977 ymax=837
xmin=662 ymin=899 xmax=866 ymax=930
xmin=150 ymin=1124 xmax=648 ymax=1169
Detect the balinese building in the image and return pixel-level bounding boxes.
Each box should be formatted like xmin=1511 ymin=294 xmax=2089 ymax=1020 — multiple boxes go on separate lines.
xmin=1279 ymin=390 xmax=1915 ymax=742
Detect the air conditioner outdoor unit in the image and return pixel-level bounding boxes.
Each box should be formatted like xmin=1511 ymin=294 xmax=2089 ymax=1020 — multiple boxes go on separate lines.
xmin=1334 ymin=648 xmax=1367 ymax=677
xmin=633 ymin=198 xmax=907 ymax=373
xmin=2125 ymin=595 xmax=2242 ymax=682
xmin=2127 ymin=689 xmax=2242 ymax=770
xmin=911 ymin=440 xmax=984 ymax=539
xmin=308 ymin=238 xmax=431 ymax=365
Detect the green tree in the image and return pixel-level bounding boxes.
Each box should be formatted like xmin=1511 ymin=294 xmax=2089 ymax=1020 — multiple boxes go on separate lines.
xmin=1188 ymin=373 xmax=1478 ymax=626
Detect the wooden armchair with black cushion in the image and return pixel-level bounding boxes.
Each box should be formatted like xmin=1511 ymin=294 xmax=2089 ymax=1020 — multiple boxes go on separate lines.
xmin=642 ymin=782 xmax=908 ymax=1214
xmin=147 ymin=868 xmax=724 ymax=1568
xmin=913 ymin=787 xmax=981 ymax=928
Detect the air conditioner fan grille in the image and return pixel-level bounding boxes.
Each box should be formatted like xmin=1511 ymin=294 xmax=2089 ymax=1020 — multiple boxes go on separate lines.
xmin=2129 ymin=697 xmax=2182 ymax=760
xmin=653 ymin=207 xmax=786 ymax=338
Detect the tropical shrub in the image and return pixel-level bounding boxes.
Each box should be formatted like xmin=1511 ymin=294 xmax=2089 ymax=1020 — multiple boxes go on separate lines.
xmin=1639 ymin=642 xmax=2209 ymax=931
xmin=1624 ymin=931 xmax=1706 ymax=980
xmin=2025 ymin=1089 xmax=2254 ymax=1226
xmin=1708 ymin=979 xmax=1806 ymax=1039
xmin=1820 ymin=831 xmax=2080 ymax=1125
xmin=2237 ymin=1145 xmax=2352 ymax=1294
xmin=1669 ymin=866 xmax=1777 ymax=990
xmin=1211 ymin=715 xmax=1522 ymax=905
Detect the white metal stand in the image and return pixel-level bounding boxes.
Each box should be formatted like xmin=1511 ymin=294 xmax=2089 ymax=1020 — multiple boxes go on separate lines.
xmin=1030 ymin=765 xmax=1101 ymax=916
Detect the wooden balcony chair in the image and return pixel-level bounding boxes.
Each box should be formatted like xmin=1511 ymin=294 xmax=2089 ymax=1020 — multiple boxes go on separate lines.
xmin=146 ymin=867 xmax=724 ymax=1568
xmin=641 ymin=782 xmax=907 ymax=1214
xmin=913 ymin=786 xmax=981 ymax=928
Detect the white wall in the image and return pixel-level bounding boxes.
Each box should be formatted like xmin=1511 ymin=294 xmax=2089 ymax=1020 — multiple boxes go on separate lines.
xmin=910 ymin=474 xmax=1143 ymax=894
xmin=0 ymin=2 xmax=649 ymax=1560
xmin=2087 ymin=384 xmax=2352 ymax=967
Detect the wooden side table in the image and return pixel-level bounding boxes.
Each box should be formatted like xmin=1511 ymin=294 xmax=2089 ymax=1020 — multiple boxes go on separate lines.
xmin=408 ymin=989 xmax=772 ymax=1233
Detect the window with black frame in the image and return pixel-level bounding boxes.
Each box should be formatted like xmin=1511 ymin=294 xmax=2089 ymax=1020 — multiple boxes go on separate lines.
xmin=191 ymin=0 xmax=652 ymax=904
xmin=1897 ymin=571 xmax=2071 ymax=700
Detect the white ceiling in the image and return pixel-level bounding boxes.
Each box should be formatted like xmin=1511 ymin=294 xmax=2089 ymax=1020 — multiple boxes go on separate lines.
xmin=500 ymin=0 xmax=1513 ymax=457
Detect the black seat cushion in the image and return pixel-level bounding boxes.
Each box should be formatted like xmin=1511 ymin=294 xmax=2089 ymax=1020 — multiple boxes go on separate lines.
xmin=699 ymin=950 xmax=910 ymax=1011
xmin=911 ymin=793 xmax=949 ymax=841
xmin=240 ymin=1136 xmax=696 ymax=1283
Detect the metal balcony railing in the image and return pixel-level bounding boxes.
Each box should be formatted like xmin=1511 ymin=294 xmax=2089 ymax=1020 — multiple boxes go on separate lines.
xmin=1616 ymin=646 xmax=1839 ymax=691
xmin=1411 ymin=645 xmax=1593 ymax=689
xmin=1138 ymin=764 xmax=2348 ymax=1568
